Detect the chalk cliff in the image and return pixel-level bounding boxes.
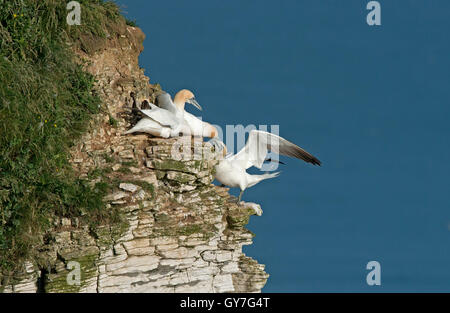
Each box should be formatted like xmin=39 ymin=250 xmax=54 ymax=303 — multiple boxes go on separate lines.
xmin=1 ymin=23 xmax=268 ymax=293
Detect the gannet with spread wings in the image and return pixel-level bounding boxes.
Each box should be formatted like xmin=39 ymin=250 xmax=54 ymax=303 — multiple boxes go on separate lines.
xmin=209 ymin=130 xmax=321 ymax=202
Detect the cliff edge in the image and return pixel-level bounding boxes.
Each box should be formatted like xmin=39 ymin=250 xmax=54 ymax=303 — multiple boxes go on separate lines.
xmin=1 ymin=22 xmax=268 ymax=293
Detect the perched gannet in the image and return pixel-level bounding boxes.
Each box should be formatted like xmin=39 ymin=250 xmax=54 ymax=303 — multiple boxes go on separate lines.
xmin=209 ymin=130 xmax=321 ymax=202
xmin=158 ymin=89 xmax=218 ymax=138
xmin=125 ymin=90 xmax=218 ymax=138
xmin=124 ymin=95 xmax=190 ymax=138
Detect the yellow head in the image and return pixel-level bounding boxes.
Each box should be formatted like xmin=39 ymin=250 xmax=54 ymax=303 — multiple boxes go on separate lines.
xmin=173 ymin=89 xmax=202 ymax=111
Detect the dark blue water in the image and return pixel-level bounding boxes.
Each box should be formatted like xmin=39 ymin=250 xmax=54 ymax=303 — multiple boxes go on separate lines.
xmin=116 ymin=0 xmax=450 ymax=292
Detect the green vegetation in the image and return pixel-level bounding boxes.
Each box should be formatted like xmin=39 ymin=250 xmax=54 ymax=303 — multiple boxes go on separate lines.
xmin=125 ymin=18 xmax=137 ymax=27
xmin=128 ymin=180 xmax=155 ymax=197
xmin=117 ymin=167 xmax=132 ymax=174
xmin=45 ymin=253 xmax=98 ymax=293
xmin=108 ymin=114 xmax=118 ymax=127
xmin=0 ymin=0 xmax=126 ymax=274
xmin=121 ymin=160 xmax=138 ymax=167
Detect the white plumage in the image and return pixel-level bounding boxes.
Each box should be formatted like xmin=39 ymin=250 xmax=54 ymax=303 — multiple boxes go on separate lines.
xmin=125 ymin=90 xmax=218 ymax=138
xmin=209 ymin=130 xmax=321 ymax=202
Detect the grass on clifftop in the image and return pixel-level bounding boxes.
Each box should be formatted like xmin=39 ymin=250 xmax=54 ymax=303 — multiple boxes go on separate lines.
xmin=0 ymin=0 xmax=125 ymax=277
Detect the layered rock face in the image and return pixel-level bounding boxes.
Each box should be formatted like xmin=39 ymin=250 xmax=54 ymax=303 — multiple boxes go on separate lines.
xmin=1 ymin=24 xmax=268 ymax=293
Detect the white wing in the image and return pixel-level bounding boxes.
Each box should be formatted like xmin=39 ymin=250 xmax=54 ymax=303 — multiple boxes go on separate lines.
xmin=125 ymin=118 xmax=170 ymax=138
xmin=140 ymin=106 xmax=179 ymax=127
xmin=229 ymin=130 xmax=321 ymax=169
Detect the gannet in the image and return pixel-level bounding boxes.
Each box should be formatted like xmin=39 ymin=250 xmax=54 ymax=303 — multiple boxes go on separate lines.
xmin=209 ymin=130 xmax=321 ymax=202
xmin=159 ymin=89 xmax=218 ymax=138
xmin=125 ymin=90 xmax=218 ymax=138
xmin=124 ymin=95 xmax=190 ymax=138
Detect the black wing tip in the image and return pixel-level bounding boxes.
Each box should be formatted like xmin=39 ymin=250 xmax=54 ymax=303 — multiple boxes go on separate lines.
xmin=294 ymin=151 xmax=321 ymax=166
xmin=304 ymin=155 xmax=321 ymax=166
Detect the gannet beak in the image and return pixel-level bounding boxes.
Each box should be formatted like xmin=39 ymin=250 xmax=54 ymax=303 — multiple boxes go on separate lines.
xmin=187 ymin=97 xmax=202 ymax=111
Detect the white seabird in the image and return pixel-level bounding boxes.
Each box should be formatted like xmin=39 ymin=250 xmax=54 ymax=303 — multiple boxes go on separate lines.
xmin=209 ymin=130 xmax=321 ymax=202
xmin=125 ymin=89 xmax=218 ymax=138
xmin=157 ymin=89 xmax=218 ymax=138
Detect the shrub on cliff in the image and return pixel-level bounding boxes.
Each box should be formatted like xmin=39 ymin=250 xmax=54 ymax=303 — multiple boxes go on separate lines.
xmin=0 ymin=0 xmax=123 ymax=276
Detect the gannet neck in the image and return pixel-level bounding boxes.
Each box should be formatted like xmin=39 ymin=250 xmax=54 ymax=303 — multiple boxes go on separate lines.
xmin=173 ymin=99 xmax=185 ymax=111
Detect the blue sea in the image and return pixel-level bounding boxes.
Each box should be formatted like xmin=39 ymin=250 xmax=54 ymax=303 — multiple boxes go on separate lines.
xmin=116 ymin=0 xmax=450 ymax=292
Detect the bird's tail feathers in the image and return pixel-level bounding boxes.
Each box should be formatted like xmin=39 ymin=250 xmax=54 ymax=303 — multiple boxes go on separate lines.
xmin=124 ymin=127 xmax=136 ymax=134
xmin=263 ymin=171 xmax=281 ymax=180
xmin=247 ymin=171 xmax=281 ymax=188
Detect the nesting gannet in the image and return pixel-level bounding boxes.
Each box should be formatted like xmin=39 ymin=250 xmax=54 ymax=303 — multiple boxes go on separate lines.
xmin=124 ymin=94 xmax=190 ymax=138
xmin=159 ymin=89 xmax=218 ymax=138
xmin=125 ymin=90 xmax=218 ymax=138
xmin=209 ymin=130 xmax=321 ymax=202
